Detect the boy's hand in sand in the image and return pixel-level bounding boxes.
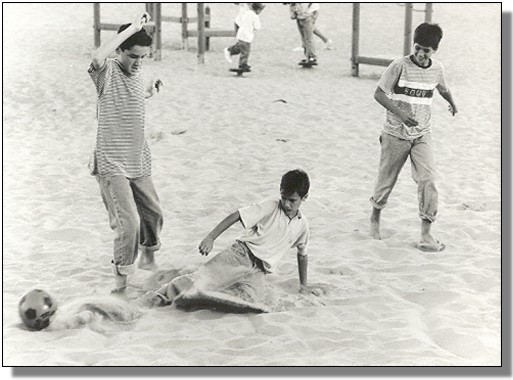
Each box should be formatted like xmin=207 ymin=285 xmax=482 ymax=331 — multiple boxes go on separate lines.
xmin=299 ymin=284 xmax=325 ymax=297
xmin=199 ymin=235 xmax=214 ymax=256
xmin=132 ymin=12 xmax=150 ymax=32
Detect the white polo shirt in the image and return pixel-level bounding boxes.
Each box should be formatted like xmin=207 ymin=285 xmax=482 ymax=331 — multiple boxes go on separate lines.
xmin=238 ymin=199 xmax=310 ymax=273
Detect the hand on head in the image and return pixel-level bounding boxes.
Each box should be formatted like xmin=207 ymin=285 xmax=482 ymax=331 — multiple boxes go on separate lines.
xmin=133 ymin=12 xmax=150 ymax=32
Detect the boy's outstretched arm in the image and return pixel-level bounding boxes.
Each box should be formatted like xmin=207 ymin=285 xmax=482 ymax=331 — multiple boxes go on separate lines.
xmin=374 ymin=87 xmax=418 ymax=127
xmin=198 ymin=211 xmax=241 ymax=256
xmin=91 ymin=11 xmax=150 ymax=70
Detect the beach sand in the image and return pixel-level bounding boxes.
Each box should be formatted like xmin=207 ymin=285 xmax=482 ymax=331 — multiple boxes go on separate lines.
xmin=2 ymin=3 xmax=502 ymax=366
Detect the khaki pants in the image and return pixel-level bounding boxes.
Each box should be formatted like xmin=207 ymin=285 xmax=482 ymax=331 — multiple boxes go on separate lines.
xmin=97 ymin=175 xmax=163 ymax=274
xmin=158 ymin=241 xmax=265 ymax=304
xmin=370 ymin=132 xmax=438 ymax=222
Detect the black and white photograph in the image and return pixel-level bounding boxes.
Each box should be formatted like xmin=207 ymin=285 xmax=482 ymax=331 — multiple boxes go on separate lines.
xmin=2 ymin=1 xmax=506 ymax=369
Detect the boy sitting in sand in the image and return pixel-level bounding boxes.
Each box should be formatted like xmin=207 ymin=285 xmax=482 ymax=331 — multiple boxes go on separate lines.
xmin=89 ymin=12 xmax=164 ymax=293
xmin=369 ymin=23 xmax=458 ymax=252
xmin=141 ymin=169 xmax=321 ymax=311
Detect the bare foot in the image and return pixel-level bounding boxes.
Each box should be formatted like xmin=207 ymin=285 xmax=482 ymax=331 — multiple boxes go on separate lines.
xmin=138 ymin=260 xmax=158 ymax=272
xmin=138 ymin=251 xmax=158 ymax=272
xmin=370 ymin=207 xmax=382 ymax=240
xmin=417 ymin=220 xmax=446 ymax=252
xmin=370 ymin=219 xmax=381 ymax=240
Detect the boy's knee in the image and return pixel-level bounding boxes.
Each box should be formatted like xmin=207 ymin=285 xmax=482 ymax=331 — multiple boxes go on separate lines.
xmin=122 ymin=214 xmax=140 ymax=237
xmin=418 ymin=177 xmax=437 ymax=192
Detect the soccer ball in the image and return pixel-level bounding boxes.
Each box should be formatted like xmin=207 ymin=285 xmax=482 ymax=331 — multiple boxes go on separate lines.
xmin=18 ymin=289 xmax=57 ymax=330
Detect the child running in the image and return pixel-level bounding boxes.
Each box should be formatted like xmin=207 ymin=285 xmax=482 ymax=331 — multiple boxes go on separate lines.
xmin=224 ymin=3 xmax=265 ymax=72
xmin=140 ymin=169 xmax=322 ymax=311
xmin=369 ymin=23 xmax=458 ymax=251
xmin=89 ymin=12 xmax=164 ymax=293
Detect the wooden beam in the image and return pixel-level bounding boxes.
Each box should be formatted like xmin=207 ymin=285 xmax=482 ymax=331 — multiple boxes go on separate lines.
xmin=187 ymin=29 xmax=235 ymax=38
xmin=197 ymin=3 xmax=206 ymax=64
xmin=351 ymin=3 xmax=360 ymax=77
xmin=403 ymin=3 xmax=413 ymax=56
xmin=153 ymin=3 xmax=162 ymax=60
xmin=425 ymin=3 xmax=433 ymax=22
xmin=355 ymin=56 xmax=393 ymax=67
xmin=94 ymin=3 xmax=101 ymax=47
xmin=181 ymin=3 xmax=188 ymax=49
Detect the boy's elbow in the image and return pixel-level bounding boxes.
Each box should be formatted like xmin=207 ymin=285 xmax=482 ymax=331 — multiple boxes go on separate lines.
xmin=374 ymin=88 xmax=383 ymax=101
xmin=91 ymin=53 xmax=105 ymax=70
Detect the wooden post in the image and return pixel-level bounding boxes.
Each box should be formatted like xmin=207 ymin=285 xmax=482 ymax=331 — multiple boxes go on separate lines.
xmin=94 ymin=3 xmax=101 ymax=48
xmin=154 ymin=3 xmax=162 ymax=60
xmin=145 ymin=3 xmax=154 ymax=19
xmin=197 ymin=3 xmax=206 ymax=64
xmin=205 ymin=6 xmax=211 ymax=51
xmin=351 ymin=3 xmax=360 ymax=77
xmin=181 ymin=3 xmax=188 ymax=49
xmin=425 ymin=3 xmax=433 ymax=23
xmin=403 ymin=3 xmax=413 ymax=56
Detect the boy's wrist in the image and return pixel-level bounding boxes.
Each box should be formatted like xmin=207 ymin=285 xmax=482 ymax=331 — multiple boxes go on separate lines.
xmin=122 ymin=24 xmax=138 ymax=36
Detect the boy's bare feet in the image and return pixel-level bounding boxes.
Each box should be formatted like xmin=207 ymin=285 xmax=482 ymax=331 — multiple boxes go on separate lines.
xmin=111 ymin=274 xmax=128 ymax=294
xmin=418 ymin=219 xmax=445 ymax=252
xmin=370 ymin=207 xmax=382 ymax=240
xmin=138 ymin=250 xmax=158 ymax=272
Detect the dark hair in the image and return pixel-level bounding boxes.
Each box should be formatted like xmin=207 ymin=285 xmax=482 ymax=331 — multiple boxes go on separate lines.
xmin=280 ymin=169 xmax=310 ymax=198
xmin=413 ymin=23 xmax=443 ymax=50
xmin=251 ymin=3 xmax=266 ymax=11
xmin=117 ymin=23 xmax=152 ymax=51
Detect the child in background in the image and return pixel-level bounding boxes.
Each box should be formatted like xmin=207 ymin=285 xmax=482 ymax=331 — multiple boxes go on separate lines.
xmin=369 ymin=23 xmax=458 ymax=251
xmin=89 ymin=12 xmax=164 ymax=293
xmin=233 ymin=3 xmax=249 ymax=33
xmin=289 ymin=3 xmax=317 ymax=65
xmin=310 ymin=4 xmax=333 ymax=50
xmin=224 ymin=3 xmax=265 ymax=72
xmin=291 ymin=3 xmax=333 ymax=51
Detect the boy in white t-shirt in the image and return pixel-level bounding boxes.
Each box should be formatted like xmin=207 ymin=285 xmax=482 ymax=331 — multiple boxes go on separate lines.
xmin=224 ymin=3 xmax=265 ymax=72
xmin=233 ymin=3 xmax=249 ymax=33
xmin=140 ymin=169 xmax=321 ymax=311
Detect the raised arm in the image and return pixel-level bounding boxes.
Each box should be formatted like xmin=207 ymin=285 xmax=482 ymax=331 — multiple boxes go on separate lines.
xmin=91 ymin=11 xmax=150 ymax=70
xmin=198 ymin=211 xmax=241 ymax=256
xmin=374 ymin=87 xmax=418 ymax=127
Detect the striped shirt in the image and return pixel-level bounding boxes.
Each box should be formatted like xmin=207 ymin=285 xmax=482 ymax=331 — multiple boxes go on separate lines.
xmin=88 ymin=59 xmax=151 ymax=178
xmin=377 ymin=55 xmax=448 ymax=140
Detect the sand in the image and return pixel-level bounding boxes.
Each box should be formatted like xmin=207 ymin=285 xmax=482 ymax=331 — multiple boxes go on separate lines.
xmin=2 ymin=3 xmax=503 ymax=367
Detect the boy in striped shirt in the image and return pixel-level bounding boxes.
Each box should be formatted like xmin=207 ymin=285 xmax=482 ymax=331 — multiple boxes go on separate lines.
xmin=369 ymin=23 xmax=458 ymax=252
xmin=89 ymin=12 xmax=164 ymax=293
